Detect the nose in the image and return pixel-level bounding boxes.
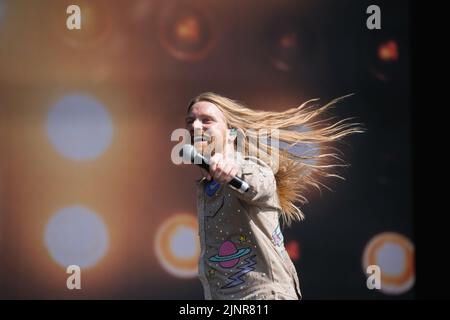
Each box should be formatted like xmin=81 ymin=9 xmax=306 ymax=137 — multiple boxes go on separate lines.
xmin=192 ymin=119 xmax=203 ymax=130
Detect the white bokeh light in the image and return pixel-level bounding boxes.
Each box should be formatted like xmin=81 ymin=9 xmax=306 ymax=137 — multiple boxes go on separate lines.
xmin=377 ymin=243 xmax=406 ymax=275
xmin=45 ymin=205 xmax=109 ymax=269
xmin=46 ymin=94 xmax=113 ymax=160
xmin=362 ymin=232 xmax=414 ymax=295
xmin=170 ymin=226 xmax=197 ymax=259
xmin=155 ymin=214 xmax=200 ymax=278
xmin=279 ymin=125 xmax=320 ymax=165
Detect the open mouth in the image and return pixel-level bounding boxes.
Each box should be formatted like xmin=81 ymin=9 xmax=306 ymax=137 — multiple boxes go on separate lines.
xmin=192 ymin=134 xmax=211 ymax=144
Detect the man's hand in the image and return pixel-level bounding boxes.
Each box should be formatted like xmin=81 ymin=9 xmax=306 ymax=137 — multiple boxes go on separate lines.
xmin=206 ymin=153 xmax=240 ymax=184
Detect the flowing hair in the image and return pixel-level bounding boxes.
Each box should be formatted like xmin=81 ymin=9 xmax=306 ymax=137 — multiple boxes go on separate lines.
xmin=187 ymin=92 xmax=364 ymax=226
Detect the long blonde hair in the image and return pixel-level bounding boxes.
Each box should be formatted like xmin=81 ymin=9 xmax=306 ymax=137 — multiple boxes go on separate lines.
xmin=188 ymin=92 xmax=364 ymax=226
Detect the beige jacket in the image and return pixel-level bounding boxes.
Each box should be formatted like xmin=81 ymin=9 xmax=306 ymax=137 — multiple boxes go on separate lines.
xmin=196 ymin=153 xmax=302 ymax=300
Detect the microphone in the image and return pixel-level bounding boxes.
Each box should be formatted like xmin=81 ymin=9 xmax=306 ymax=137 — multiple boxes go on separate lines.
xmin=180 ymin=144 xmax=250 ymax=193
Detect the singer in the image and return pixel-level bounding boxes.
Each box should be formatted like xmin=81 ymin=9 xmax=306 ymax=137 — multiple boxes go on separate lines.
xmin=184 ymin=92 xmax=363 ymax=300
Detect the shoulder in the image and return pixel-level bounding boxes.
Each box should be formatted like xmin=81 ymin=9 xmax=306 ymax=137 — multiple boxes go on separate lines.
xmin=238 ymin=154 xmax=275 ymax=177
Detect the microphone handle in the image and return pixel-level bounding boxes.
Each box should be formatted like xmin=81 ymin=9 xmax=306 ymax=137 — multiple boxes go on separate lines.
xmin=194 ymin=154 xmax=249 ymax=193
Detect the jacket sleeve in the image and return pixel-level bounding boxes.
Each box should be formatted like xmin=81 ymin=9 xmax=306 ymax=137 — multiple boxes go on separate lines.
xmin=229 ymin=156 xmax=278 ymax=206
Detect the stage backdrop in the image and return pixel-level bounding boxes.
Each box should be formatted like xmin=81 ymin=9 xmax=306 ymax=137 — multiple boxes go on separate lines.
xmin=0 ymin=0 xmax=413 ymax=299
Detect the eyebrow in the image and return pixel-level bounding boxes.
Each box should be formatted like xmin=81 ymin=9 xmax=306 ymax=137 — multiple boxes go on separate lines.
xmin=185 ymin=114 xmax=217 ymax=122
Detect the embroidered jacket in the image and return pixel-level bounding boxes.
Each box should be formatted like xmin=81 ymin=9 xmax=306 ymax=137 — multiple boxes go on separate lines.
xmin=196 ymin=153 xmax=302 ymax=300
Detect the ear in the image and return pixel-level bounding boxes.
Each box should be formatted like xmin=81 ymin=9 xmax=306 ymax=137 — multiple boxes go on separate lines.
xmin=228 ymin=127 xmax=237 ymax=142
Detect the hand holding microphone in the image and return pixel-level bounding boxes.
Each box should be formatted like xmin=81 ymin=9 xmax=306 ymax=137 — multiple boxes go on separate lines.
xmin=208 ymin=153 xmax=238 ymax=183
xmin=180 ymin=144 xmax=249 ymax=193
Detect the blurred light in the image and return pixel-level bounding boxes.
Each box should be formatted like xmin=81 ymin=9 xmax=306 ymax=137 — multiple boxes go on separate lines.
xmin=279 ymin=125 xmax=320 ymax=165
xmin=175 ymin=16 xmax=201 ymax=43
xmin=268 ymin=20 xmax=317 ymax=72
xmin=285 ymin=240 xmax=300 ymax=261
xmin=45 ymin=205 xmax=109 ymax=269
xmin=369 ymin=40 xmax=399 ymax=82
xmin=155 ymin=214 xmax=200 ymax=278
xmin=272 ymin=30 xmax=300 ymax=72
xmin=46 ymin=94 xmax=113 ymax=161
xmin=272 ymin=32 xmax=299 ymax=71
xmin=369 ymin=66 xmax=388 ymax=82
xmin=362 ymin=232 xmax=414 ymax=295
xmin=378 ymin=40 xmax=399 ymax=62
xmin=272 ymin=59 xmax=291 ymax=72
xmin=158 ymin=3 xmax=217 ymax=61
xmin=279 ymin=33 xmax=298 ymax=49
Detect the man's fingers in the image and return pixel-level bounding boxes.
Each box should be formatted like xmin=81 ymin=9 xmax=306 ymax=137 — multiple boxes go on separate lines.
xmin=209 ymin=159 xmax=218 ymax=175
xmin=223 ymin=163 xmax=233 ymax=181
xmin=229 ymin=167 xmax=238 ymax=180
xmin=215 ymin=159 xmax=224 ymax=179
xmin=223 ymin=164 xmax=238 ymax=183
xmin=208 ymin=154 xmax=240 ymax=184
xmin=214 ymin=159 xmax=228 ymax=182
xmin=209 ymin=154 xmax=222 ymax=175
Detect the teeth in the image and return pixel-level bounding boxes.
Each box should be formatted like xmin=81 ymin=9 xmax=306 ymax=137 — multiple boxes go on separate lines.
xmin=193 ymin=135 xmax=210 ymax=142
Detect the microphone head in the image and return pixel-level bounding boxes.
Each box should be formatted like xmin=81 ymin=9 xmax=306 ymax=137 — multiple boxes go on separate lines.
xmin=180 ymin=144 xmax=196 ymax=163
xmin=180 ymin=144 xmax=208 ymax=167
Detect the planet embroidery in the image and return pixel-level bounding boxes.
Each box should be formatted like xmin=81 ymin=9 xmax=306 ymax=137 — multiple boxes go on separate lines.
xmin=209 ymin=240 xmax=251 ymax=268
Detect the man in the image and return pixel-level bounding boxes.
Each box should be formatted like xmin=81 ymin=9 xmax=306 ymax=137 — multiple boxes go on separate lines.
xmin=184 ymin=92 xmax=362 ymax=300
